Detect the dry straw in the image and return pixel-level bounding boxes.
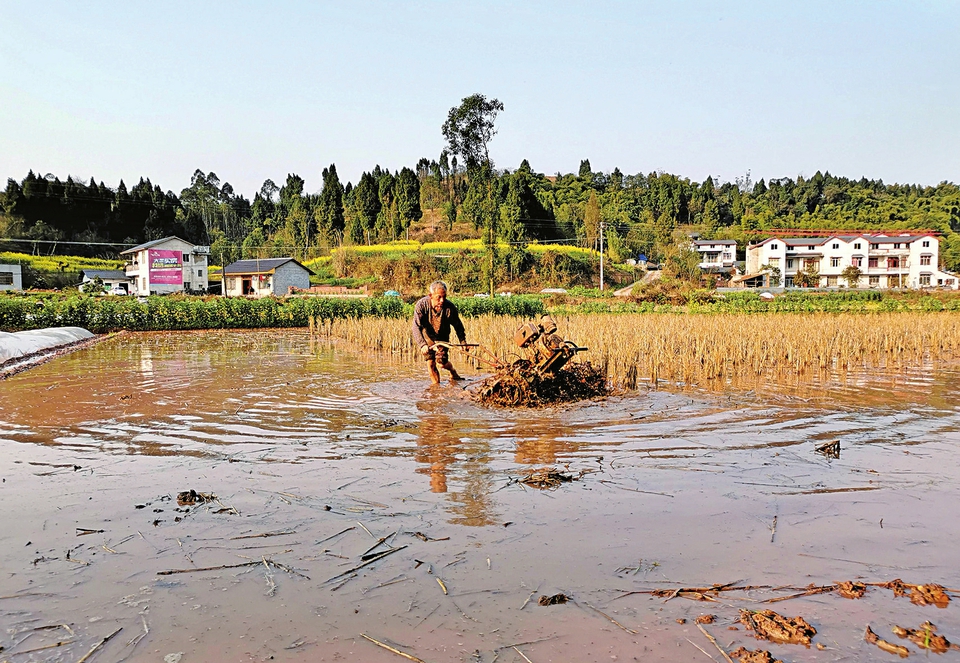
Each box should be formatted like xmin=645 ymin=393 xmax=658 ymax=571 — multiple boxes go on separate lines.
xmin=324 ymin=312 xmax=960 ymax=387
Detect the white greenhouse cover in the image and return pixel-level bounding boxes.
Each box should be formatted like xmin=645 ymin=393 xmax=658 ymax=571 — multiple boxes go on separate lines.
xmin=0 ymin=327 xmax=94 ymax=363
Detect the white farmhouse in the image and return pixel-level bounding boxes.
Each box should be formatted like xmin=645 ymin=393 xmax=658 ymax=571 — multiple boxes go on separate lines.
xmin=0 ymin=264 xmax=23 ymax=291
xmin=744 ymin=233 xmax=958 ymax=289
xmin=121 ymin=236 xmax=210 ymax=295
xmin=222 ymin=258 xmax=313 ymax=297
xmin=693 ymin=240 xmax=737 ymax=273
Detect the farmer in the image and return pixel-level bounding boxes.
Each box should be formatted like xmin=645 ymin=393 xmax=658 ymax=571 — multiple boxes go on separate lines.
xmin=411 ymin=280 xmax=467 ymax=384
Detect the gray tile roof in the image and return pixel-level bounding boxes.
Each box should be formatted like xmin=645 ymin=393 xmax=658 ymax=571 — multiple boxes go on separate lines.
xmin=120 ymin=236 xmax=193 ymax=254
xmin=222 ymin=258 xmax=313 ymax=275
xmin=82 ymin=269 xmax=129 ymax=280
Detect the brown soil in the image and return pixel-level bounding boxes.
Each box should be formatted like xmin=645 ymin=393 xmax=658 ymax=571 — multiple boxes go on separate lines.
xmin=892 ymin=622 xmax=960 ymax=653
xmin=865 ymin=626 xmax=910 ymax=658
xmin=837 ymin=580 xmax=867 ymax=599
xmin=740 ymin=609 xmax=817 ymax=646
xmin=730 ymin=647 xmax=784 ymax=663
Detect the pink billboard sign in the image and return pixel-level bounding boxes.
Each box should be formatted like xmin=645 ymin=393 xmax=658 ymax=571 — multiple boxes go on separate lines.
xmin=149 ymin=250 xmax=183 ymax=285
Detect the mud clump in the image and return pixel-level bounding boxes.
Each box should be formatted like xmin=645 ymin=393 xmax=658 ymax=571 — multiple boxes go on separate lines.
xmin=837 ymin=580 xmax=867 ymax=599
xmin=865 ymin=626 xmax=910 ymax=658
xmin=730 ymin=647 xmax=783 ymax=663
xmin=892 ymin=622 xmax=960 ymax=653
xmin=520 ymin=469 xmax=578 ymax=490
xmin=473 ymin=361 xmax=608 ymax=407
xmin=538 ymin=593 xmax=569 ymax=606
xmin=177 ymin=490 xmax=216 ymax=506
xmin=740 ymin=609 xmax=817 ymax=646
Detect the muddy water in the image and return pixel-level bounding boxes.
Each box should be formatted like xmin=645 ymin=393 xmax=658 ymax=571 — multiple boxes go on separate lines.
xmin=2 ymin=329 xmax=960 ymax=662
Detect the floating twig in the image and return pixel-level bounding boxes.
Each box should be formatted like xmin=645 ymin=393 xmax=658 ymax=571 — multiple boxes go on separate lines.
xmin=316 ymin=526 xmax=355 ymax=545
xmin=437 ymin=578 xmax=448 ymax=595
xmin=9 ymin=639 xmax=74 ymax=655
xmin=231 ymin=530 xmax=297 ymax=540
xmin=513 ymin=646 xmax=534 ymax=663
xmin=359 ymin=633 xmax=427 ymax=663
xmin=76 ymin=528 xmax=104 ymax=536
xmin=770 ymin=515 xmax=777 ymax=543
xmin=325 ymin=545 xmax=408 ymax=583
xmin=696 ymin=623 xmax=735 ymax=663
xmin=76 ymin=627 xmax=122 ymax=663
xmin=578 ymin=601 xmax=637 ymax=634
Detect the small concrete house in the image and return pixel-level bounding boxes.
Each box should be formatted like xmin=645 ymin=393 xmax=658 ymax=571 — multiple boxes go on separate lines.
xmin=222 ymin=258 xmax=313 ymax=297
xmin=81 ymin=269 xmax=133 ymax=295
xmin=0 ymin=264 xmax=23 ymax=291
xmin=121 ymin=236 xmax=210 ymax=295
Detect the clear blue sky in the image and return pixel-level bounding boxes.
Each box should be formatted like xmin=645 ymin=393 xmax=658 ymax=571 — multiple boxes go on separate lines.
xmin=2 ymin=1 xmax=957 ymax=198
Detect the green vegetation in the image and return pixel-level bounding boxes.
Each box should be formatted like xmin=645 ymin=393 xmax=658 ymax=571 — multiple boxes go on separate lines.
xmin=2 ymin=93 xmax=959 ymax=294
xmin=0 ymin=293 xmax=544 ymax=333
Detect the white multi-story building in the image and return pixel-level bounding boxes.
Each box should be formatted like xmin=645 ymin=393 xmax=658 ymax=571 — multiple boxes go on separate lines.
xmin=121 ymin=236 xmax=210 ymax=295
xmin=745 ymin=233 xmax=957 ymax=289
xmin=693 ymin=239 xmax=737 ymax=272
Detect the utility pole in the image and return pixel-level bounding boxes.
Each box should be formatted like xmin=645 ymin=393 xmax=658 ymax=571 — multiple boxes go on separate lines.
xmin=599 ymin=221 xmax=606 ymax=290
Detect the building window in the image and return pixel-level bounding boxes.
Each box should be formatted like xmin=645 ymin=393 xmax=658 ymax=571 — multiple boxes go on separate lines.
xmin=832 ymin=243 xmax=839 ymax=249
xmin=770 ymin=243 xmax=777 ymax=250
xmin=921 ymin=255 xmax=932 ymax=265
xmin=786 ymin=259 xmax=794 ymax=269
xmin=869 ymin=276 xmax=880 ymax=287
xmin=920 ymin=274 xmax=932 ymax=286
xmin=804 ymin=260 xmax=819 ymax=271
xmin=894 ymin=243 xmax=902 ymax=249
xmin=923 ymin=240 xmax=930 ymax=248
xmin=831 ymin=258 xmax=840 ymax=268
xmin=768 ymin=257 xmax=780 ymax=266
xmin=852 ymin=257 xmax=863 ymax=267
xmin=141 ymin=277 xmax=147 ymax=290
xmin=888 ymin=257 xmax=899 ymax=269
xmin=827 ymin=276 xmax=838 ymax=286
xmin=889 ymin=275 xmax=902 ymax=288
xmin=854 ymin=243 xmax=861 ymax=250
xmin=785 ymin=277 xmax=795 ymax=287
xmin=198 ymin=269 xmax=203 ymax=277
xmin=0 ymin=272 xmax=13 ymax=285
xmin=870 ymin=243 xmax=879 ymax=250
xmin=868 ymin=257 xmax=878 ymax=268
xmin=183 ymin=253 xmax=190 ymax=263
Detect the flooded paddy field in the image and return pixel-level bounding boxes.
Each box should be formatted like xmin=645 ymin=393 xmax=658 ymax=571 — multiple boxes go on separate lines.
xmin=1 ymin=329 xmax=960 ymax=662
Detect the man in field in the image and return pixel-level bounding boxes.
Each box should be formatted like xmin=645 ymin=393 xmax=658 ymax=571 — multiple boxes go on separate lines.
xmin=411 ymin=280 xmax=467 ymax=384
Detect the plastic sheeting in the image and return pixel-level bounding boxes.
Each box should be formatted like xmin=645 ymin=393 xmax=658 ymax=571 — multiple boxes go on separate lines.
xmin=0 ymin=327 xmax=94 ymax=363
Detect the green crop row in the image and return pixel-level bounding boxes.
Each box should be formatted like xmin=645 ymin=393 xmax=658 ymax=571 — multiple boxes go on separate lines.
xmin=0 ymin=293 xmax=546 ymax=333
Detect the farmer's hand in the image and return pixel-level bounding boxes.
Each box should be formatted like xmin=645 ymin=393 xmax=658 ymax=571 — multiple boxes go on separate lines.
xmin=420 ymin=344 xmax=431 ymax=355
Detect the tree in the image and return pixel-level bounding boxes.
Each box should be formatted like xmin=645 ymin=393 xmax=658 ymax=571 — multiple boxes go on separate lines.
xmin=351 ymin=172 xmax=380 ymax=243
xmin=395 ymin=167 xmax=422 ymax=235
xmin=760 ymin=263 xmax=782 ymax=287
xmin=316 ymin=164 xmax=345 ymax=243
xmin=441 ymin=93 xmax=504 ymax=174
xmin=841 ymin=265 xmax=862 ymax=288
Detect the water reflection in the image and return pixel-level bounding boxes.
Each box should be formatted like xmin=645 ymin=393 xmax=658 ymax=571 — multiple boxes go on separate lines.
xmin=3 ymin=329 xmax=960 ymax=529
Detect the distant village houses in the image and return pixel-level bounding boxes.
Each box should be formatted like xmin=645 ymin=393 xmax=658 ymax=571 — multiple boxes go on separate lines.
xmin=222 ymin=258 xmax=312 ymax=297
xmin=121 ymin=236 xmax=210 ymax=295
xmin=741 ymin=233 xmax=957 ymax=289
xmin=693 ymin=239 xmax=738 ymax=274
xmin=81 ymin=269 xmax=131 ymax=295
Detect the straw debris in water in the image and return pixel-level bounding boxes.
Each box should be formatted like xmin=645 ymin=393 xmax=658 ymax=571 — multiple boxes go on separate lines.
xmin=472 ymin=360 xmax=608 ymax=407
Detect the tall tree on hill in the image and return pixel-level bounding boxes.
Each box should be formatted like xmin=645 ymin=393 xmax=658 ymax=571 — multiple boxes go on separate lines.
xmin=316 ymin=164 xmax=345 ymax=245
xmin=350 ymin=171 xmax=380 ymax=244
xmin=442 ymin=93 xmax=504 ymax=176
xmin=395 ymin=167 xmax=422 ymax=236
